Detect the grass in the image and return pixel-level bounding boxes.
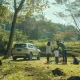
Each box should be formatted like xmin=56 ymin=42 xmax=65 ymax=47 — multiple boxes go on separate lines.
xmin=0 ymin=57 xmax=80 ymax=80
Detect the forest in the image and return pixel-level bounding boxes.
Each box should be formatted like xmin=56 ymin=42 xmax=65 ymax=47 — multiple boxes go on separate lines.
xmin=0 ymin=0 xmax=80 ymax=80
xmin=0 ymin=0 xmax=80 ymax=54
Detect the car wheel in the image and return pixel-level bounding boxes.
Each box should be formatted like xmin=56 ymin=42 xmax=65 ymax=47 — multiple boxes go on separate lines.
xmin=13 ymin=57 xmax=17 ymax=60
xmin=24 ymin=57 xmax=26 ymax=60
xmin=28 ymin=53 xmax=32 ymax=60
xmin=37 ymin=53 xmax=40 ymax=60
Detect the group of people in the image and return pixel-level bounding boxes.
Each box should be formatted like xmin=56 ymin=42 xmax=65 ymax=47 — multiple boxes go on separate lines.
xmin=46 ymin=41 xmax=79 ymax=65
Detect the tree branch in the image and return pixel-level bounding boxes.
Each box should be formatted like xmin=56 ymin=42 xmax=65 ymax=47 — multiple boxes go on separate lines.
xmin=16 ymin=0 xmax=25 ymax=13
xmin=68 ymin=0 xmax=80 ymax=34
xmin=14 ymin=0 xmax=16 ymax=11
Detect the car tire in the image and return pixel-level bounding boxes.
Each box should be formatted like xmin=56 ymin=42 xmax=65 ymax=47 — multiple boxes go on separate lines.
xmin=37 ymin=53 xmax=40 ymax=60
xmin=24 ymin=57 xmax=26 ymax=60
xmin=28 ymin=53 xmax=32 ymax=60
xmin=13 ymin=57 xmax=17 ymax=60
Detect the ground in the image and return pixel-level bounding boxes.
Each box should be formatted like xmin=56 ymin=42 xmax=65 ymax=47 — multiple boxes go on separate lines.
xmin=0 ymin=57 xmax=80 ymax=80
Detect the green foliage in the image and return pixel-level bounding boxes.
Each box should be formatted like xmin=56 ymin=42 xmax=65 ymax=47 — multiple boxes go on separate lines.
xmin=55 ymin=0 xmax=80 ymax=33
xmin=0 ymin=5 xmax=8 ymax=21
xmin=14 ymin=29 xmax=28 ymax=42
xmin=6 ymin=72 xmax=32 ymax=80
xmin=77 ymin=35 xmax=80 ymax=40
xmin=24 ymin=0 xmax=49 ymax=16
xmin=55 ymin=0 xmax=67 ymax=4
xmin=16 ymin=15 xmax=59 ymax=40
xmin=15 ymin=13 xmax=79 ymax=41
xmin=0 ymin=28 xmax=28 ymax=51
xmin=0 ymin=57 xmax=80 ymax=80
xmin=0 ymin=28 xmax=9 ymax=50
xmin=0 ymin=0 xmax=80 ymax=45
xmin=0 ymin=0 xmax=79 ymax=42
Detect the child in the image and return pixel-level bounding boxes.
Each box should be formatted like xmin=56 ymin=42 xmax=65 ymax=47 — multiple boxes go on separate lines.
xmin=54 ymin=48 xmax=59 ymax=64
xmin=72 ymin=55 xmax=79 ymax=65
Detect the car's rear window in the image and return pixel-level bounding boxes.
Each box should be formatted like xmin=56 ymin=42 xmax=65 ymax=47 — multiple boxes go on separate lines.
xmin=14 ymin=44 xmax=26 ymax=48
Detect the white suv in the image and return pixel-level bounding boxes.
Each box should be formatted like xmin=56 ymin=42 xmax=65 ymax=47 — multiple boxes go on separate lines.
xmin=11 ymin=43 xmax=41 ymax=60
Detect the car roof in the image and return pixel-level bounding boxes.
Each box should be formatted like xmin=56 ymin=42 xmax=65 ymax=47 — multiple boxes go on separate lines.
xmin=15 ymin=43 xmax=34 ymax=45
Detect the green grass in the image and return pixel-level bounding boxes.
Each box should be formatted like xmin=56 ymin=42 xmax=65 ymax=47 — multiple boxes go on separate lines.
xmin=0 ymin=57 xmax=80 ymax=80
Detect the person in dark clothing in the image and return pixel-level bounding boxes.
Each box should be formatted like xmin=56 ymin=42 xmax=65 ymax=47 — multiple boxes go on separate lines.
xmin=56 ymin=40 xmax=67 ymax=64
xmin=72 ymin=55 xmax=79 ymax=65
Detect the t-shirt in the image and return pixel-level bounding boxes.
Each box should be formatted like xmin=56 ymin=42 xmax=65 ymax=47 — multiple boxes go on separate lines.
xmin=54 ymin=50 xmax=59 ymax=57
xmin=58 ymin=42 xmax=67 ymax=50
xmin=46 ymin=46 xmax=52 ymax=54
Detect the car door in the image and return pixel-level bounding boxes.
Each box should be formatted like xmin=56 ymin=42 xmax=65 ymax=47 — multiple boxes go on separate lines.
xmin=27 ymin=44 xmax=38 ymax=55
xmin=33 ymin=45 xmax=39 ymax=55
xmin=27 ymin=44 xmax=35 ymax=54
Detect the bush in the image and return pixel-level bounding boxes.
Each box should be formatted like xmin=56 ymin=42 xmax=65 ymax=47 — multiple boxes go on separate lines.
xmin=0 ymin=35 xmax=8 ymax=50
xmin=0 ymin=29 xmax=8 ymax=54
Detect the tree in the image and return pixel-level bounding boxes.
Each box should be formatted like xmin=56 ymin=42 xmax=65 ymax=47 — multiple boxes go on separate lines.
xmin=4 ymin=0 xmax=25 ymax=58
xmin=4 ymin=0 xmax=48 ymax=58
xmin=54 ymin=0 xmax=80 ymax=34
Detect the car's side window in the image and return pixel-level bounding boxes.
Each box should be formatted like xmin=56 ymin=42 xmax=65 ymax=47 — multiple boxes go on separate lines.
xmin=34 ymin=46 xmax=37 ymax=49
xmin=28 ymin=45 xmax=34 ymax=48
xmin=21 ymin=44 xmax=26 ymax=48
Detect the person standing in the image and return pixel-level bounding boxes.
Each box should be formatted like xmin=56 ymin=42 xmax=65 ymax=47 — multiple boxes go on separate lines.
xmin=46 ymin=42 xmax=53 ymax=63
xmin=54 ymin=48 xmax=59 ymax=64
xmin=56 ymin=40 xmax=67 ymax=64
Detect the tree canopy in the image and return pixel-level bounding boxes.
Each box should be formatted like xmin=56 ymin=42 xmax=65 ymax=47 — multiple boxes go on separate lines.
xmin=53 ymin=0 xmax=80 ymax=33
xmin=0 ymin=0 xmax=80 ymax=58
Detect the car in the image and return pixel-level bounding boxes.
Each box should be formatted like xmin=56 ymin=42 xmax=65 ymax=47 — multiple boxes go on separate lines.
xmin=11 ymin=43 xmax=41 ymax=60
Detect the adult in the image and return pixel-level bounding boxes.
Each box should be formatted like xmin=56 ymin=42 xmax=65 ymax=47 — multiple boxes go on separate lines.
xmin=46 ymin=42 xmax=53 ymax=63
xmin=56 ymin=40 xmax=67 ymax=64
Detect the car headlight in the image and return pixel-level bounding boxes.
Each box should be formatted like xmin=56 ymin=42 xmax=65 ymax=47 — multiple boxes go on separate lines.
xmin=38 ymin=49 xmax=41 ymax=52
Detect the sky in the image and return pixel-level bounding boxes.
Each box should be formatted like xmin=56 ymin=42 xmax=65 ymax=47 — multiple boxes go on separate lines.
xmin=43 ymin=0 xmax=68 ymax=24
xmin=43 ymin=5 xmax=67 ymax=24
xmin=7 ymin=0 xmax=80 ymax=29
xmin=43 ymin=0 xmax=79 ymax=26
xmin=7 ymin=0 xmax=74 ymax=25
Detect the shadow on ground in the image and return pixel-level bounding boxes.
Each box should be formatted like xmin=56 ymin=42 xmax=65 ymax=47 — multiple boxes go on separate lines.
xmin=10 ymin=58 xmax=38 ymax=62
xmin=67 ymin=76 xmax=80 ymax=80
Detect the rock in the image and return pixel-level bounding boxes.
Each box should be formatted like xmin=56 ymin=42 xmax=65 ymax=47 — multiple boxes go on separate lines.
xmin=52 ymin=68 xmax=66 ymax=76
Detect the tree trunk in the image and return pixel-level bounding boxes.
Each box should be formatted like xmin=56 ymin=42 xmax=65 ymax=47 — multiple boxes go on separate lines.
xmin=3 ymin=0 xmax=25 ymax=58
xmin=4 ymin=12 xmax=18 ymax=58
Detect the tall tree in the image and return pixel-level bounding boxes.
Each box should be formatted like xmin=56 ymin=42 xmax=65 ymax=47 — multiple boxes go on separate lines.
xmin=5 ymin=0 xmax=25 ymax=58
xmin=5 ymin=0 xmax=48 ymax=58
